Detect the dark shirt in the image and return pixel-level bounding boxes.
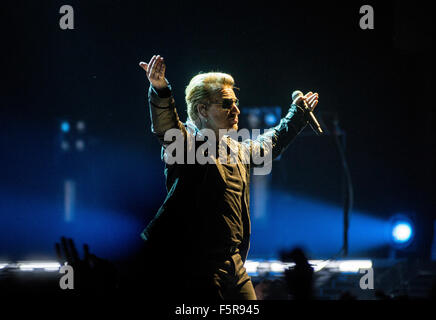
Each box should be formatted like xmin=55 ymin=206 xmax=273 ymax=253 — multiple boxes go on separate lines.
xmin=208 ymin=161 xmax=245 ymax=252
xmin=221 ymin=163 xmax=244 ymax=247
xmin=194 ymin=137 xmax=247 ymax=257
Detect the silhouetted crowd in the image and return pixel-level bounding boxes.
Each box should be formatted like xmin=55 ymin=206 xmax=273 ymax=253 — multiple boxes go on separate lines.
xmin=1 ymin=236 xmax=435 ymax=301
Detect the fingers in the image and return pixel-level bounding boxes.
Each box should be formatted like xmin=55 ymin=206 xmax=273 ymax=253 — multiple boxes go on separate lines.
xmin=139 ymin=61 xmax=148 ymax=72
xmin=68 ymin=238 xmax=80 ymax=264
xmin=150 ymin=55 xmax=165 ymax=80
xmin=294 ymin=91 xmax=319 ymax=111
xmin=149 ymin=55 xmax=158 ymax=78
xmin=139 ymin=55 xmax=156 ymax=74
xmin=83 ymin=243 xmax=90 ymax=263
xmin=157 ymin=58 xmax=165 ymax=79
xmin=304 ymin=92 xmax=313 ymax=99
xmin=139 ymin=55 xmax=165 ymax=80
xmin=305 ymin=92 xmax=319 ymax=111
xmin=55 ymin=242 xmax=64 ymax=262
xmin=307 ymin=92 xmax=318 ymax=104
xmin=60 ymin=236 xmax=72 ymax=263
xmin=160 ymin=62 xmax=166 ymax=78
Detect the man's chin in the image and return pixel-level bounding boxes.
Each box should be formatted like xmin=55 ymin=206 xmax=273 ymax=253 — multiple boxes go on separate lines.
xmin=221 ymin=124 xmax=238 ymax=133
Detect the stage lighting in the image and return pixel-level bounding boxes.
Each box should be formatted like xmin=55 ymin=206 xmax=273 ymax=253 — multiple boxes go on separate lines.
xmin=392 ymin=222 xmax=413 ymax=243
xmin=60 ymin=140 xmax=70 ymax=151
xmin=17 ymin=261 xmax=61 ymax=272
xmin=75 ymin=139 xmax=85 ymax=151
xmin=76 ymin=120 xmax=86 ymax=132
xmin=241 ymin=106 xmax=282 ymax=130
xmin=390 ymin=215 xmax=414 ymax=247
xmin=244 ymin=259 xmax=374 ymax=276
xmin=57 ymin=119 xmax=89 ymax=153
xmin=61 ymin=121 xmax=70 ymax=133
xmin=264 ymin=113 xmax=278 ymax=126
xmin=247 ymin=110 xmax=261 ymax=129
xmin=338 ymin=260 xmax=372 ymax=272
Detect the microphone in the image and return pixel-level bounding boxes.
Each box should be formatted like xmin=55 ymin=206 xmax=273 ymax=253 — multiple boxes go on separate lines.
xmin=292 ymin=90 xmax=323 ymax=135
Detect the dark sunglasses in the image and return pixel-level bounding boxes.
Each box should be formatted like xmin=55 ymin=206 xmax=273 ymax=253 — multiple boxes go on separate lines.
xmin=212 ymin=98 xmax=239 ymax=109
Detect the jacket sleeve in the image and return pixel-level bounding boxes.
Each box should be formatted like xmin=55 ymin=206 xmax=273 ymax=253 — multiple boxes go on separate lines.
xmin=147 ymin=84 xmax=189 ymax=146
xmin=241 ymin=103 xmax=309 ymax=169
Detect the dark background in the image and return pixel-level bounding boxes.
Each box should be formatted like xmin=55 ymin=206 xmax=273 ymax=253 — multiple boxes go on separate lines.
xmin=0 ymin=1 xmax=433 ymax=262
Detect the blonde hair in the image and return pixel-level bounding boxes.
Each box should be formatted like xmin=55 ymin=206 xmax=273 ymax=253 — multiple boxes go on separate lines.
xmin=185 ymin=72 xmax=235 ymax=124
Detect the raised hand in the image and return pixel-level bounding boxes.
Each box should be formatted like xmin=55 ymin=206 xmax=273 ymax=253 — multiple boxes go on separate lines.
xmin=293 ymin=91 xmax=319 ymax=111
xmin=55 ymin=236 xmax=119 ymax=290
xmin=139 ymin=55 xmax=168 ymax=90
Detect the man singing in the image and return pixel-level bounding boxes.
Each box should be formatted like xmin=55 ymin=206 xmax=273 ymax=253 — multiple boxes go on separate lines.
xmin=138 ymin=55 xmax=318 ymax=300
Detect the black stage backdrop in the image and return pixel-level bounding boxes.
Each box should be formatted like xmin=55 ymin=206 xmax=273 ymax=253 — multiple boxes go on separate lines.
xmin=0 ymin=1 xmax=433 ymax=261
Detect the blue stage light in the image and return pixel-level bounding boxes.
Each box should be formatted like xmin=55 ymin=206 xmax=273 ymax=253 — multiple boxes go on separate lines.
xmin=61 ymin=121 xmax=70 ymax=133
xmin=264 ymin=113 xmax=278 ymax=126
xmin=392 ymin=222 xmax=413 ymax=244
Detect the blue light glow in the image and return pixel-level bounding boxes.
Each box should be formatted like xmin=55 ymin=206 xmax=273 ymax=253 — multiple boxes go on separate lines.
xmin=0 ymin=191 xmax=142 ymax=261
xmin=392 ymin=222 xmax=413 ymax=243
xmin=249 ymin=189 xmax=389 ymax=259
xmin=61 ymin=121 xmax=70 ymax=133
xmin=264 ymin=113 xmax=278 ymax=126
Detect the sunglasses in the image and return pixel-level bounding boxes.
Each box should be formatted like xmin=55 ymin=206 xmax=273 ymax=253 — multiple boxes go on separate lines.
xmin=212 ymin=98 xmax=239 ymax=109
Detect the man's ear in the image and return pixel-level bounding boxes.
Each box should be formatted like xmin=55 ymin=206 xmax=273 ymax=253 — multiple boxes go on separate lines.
xmin=197 ymin=104 xmax=207 ymax=118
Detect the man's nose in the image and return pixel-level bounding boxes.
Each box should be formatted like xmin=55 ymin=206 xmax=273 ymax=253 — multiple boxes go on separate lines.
xmin=231 ymin=103 xmax=240 ymax=115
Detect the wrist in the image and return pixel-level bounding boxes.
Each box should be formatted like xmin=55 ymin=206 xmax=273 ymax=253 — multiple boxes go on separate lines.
xmin=151 ymin=78 xmax=169 ymax=90
xmin=152 ymin=83 xmax=172 ymax=98
xmin=152 ymin=84 xmax=167 ymax=90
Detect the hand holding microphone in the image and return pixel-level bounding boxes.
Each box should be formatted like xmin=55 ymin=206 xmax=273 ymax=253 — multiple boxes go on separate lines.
xmin=292 ymin=90 xmax=323 ymax=135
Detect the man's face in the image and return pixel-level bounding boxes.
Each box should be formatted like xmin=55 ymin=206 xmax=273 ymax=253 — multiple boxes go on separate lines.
xmin=206 ymin=87 xmax=240 ymax=133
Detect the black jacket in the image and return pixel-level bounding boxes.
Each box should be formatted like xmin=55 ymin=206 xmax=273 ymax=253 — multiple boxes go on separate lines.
xmin=141 ymin=84 xmax=309 ymax=263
